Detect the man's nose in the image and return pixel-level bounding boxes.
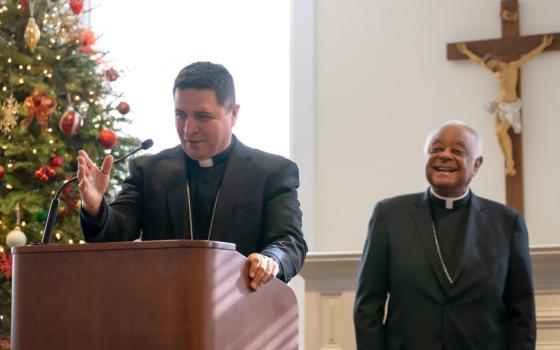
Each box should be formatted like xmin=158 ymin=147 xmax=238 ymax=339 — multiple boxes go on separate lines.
xmin=183 ymin=118 xmax=198 ymax=135
xmin=438 ymin=148 xmax=453 ymax=159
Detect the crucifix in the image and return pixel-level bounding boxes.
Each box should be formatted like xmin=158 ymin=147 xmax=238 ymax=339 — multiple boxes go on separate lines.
xmin=446 ymin=0 xmax=560 ymax=216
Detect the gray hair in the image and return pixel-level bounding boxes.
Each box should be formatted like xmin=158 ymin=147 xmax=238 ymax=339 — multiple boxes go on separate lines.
xmin=424 ymin=120 xmax=483 ymax=159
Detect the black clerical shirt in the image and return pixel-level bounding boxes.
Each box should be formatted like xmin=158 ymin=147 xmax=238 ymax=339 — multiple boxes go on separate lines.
xmin=185 ymin=139 xmax=235 ymax=240
xmin=429 ymin=190 xmax=471 ymax=285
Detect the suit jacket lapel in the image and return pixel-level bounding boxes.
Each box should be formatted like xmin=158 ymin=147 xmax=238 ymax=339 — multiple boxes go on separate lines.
xmin=209 ymin=139 xmax=251 ymax=241
xmin=163 ymin=146 xmax=188 ymax=239
xmin=412 ymin=190 xmax=448 ymax=291
xmin=452 ymin=193 xmax=486 ymax=283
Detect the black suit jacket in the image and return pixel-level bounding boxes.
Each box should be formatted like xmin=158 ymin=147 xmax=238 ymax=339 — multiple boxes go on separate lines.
xmin=81 ymin=138 xmax=307 ymax=282
xmin=354 ymin=190 xmax=535 ymax=350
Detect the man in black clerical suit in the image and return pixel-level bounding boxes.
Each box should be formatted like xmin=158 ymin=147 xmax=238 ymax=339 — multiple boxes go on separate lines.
xmin=77 ymin=62 xmax=307 ymax=291
xmin=354 ymin=121 xmax=535 ymax=349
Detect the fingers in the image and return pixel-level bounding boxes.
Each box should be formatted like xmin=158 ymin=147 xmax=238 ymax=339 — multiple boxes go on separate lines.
xmin=248 ymin=253 xmax=279 ymax=292
xmin=100 ymin=155 xmax=114 ymax=176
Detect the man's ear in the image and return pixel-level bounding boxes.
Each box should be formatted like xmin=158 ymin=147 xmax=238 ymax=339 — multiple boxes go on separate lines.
xmin=473 ymin=156 xmax=483 ymax=174
xmin=230 ymin=104 xmax=240 ymax=127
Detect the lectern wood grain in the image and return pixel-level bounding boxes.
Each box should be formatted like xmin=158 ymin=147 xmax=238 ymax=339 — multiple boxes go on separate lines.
xmin=11 ymin=240 xmax=298 ymax=349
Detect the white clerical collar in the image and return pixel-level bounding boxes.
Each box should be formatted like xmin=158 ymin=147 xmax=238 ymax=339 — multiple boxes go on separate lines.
xmin=198 ymin=159 xmax=213 ymax=168
xmin=430 ymin=187 xmax=469 ymax=210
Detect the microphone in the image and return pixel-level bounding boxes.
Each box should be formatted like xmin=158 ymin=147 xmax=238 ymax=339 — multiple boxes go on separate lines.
xmin=40 ymin=139 xmax=154 ymax=244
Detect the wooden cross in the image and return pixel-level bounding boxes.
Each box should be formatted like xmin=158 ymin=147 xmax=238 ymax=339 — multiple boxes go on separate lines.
xmin=446 ymin=0 xmax=560 ymax=216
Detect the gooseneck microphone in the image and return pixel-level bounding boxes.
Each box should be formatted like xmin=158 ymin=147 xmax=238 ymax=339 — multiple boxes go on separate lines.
xmin=40 ymin=139 xmax=154 ymax=244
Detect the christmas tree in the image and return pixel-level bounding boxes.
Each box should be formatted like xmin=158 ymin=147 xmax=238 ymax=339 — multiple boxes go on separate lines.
xmin=0 ymin=0 xmax=139 ymax=341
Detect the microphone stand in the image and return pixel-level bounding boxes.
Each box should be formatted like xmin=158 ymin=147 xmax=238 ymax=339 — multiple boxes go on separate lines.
xmin=40 ymin=139 xmax=153 ymax=244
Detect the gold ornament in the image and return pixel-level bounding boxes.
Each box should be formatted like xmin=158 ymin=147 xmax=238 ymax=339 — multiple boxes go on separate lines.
xmin=24 ymin=17 xmax=41 ymax=53
xmin=0 ymin=94 xmax=19 ymax=135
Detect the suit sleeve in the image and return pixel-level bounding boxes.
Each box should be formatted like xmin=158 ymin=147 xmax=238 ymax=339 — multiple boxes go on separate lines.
xmin=81 ymin=158 xmax=144 ymax=242
xmin=259 ymin=161 xmax=307 ymax=283
xmin=505 ymin=213 xmax=536 ymax=350
xmin=354 ymin=202 xmax=389 ymax=350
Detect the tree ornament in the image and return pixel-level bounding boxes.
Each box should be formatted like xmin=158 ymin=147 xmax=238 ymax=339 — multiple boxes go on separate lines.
xmin=6 ymin=203 xmax=27 ymax=248
xmin=49 ymin=155 xmax=63 ymax=167
xmin=1 ymin=94 xmax=19 ymax=135
xmin=36 ymin=209 xmax=48 ymax=222
xmin=21 ymin=90 xmax=58 ymax=132
xmin=69 ymin=0 xmax=84 ymax=15
xmin=6 ymin=227 xmax=27 ymax=248
xmin=77 ymin=28 xmax=96 ymax=54
xmin=99 ymin=129 xmax=117 ymax=148
xmin=19 ymin=0 xmax=29 ymax=10
xmin=116 ymin=101 xmax=130 ymax=115
xmin=104 ymin=67 xmax=119 ymax=82
xmin=34 ymin=166 xmax=54 ymax=181
xmin=24 ymin=17 xmax=41 ymax=53
xmin=0 ymin=165 xmax=5 ymax=180
xmin=58 ymin=107 xmax=83 ymax=135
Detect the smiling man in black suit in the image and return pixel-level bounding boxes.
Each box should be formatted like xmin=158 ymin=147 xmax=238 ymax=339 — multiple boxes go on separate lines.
xmin=77 ymin=62 xmax=307 ymax=291
xmin=354 ymin=121 xmax=535 ymax=349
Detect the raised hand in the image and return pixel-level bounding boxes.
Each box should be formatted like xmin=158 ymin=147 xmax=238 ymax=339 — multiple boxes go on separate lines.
xmin=77 ymin=150 xmax=113 ymax=217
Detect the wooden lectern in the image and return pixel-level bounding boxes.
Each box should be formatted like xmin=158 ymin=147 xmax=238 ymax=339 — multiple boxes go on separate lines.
xmin=11 ymin=240 xmax=298 ymax=349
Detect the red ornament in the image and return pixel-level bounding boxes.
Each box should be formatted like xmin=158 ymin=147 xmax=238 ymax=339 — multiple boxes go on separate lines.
xmin=104 ymin=67 xmax=120 ymax=82
xmin=49 ymin=155 xmax=63 ymax=167
xmin=46 ymin=167 xmax=56 ymax=177
xmin=0 ymin=252 xmax=12 ymax=279
xmin=77 ymin=28 xmax=96 ymax=54
xmin=35 ymin=167 xmax=49 ymax=182
xmin=117 ymin=101 xmax=130 ymax=115
xmin=0 ymin=165 xmax=5 ymax=180
xmin=70 ymin=0 xmax=84 ymax=15
xmin=99 ymin=129 xmax=118 ymax=148
xmin=19 ymin=0 xmax=29 ymax=10
xmin=58 ymin=108 xmax=83 ymax=135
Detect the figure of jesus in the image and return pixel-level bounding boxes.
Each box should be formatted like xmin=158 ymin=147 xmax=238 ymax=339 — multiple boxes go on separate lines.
xmin=457 ymin=35 xmax=553 ymax=176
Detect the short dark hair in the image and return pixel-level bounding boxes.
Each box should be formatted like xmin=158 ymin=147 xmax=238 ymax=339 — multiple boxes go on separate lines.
xmin=173 ymin=62 xmax=236 ymax=109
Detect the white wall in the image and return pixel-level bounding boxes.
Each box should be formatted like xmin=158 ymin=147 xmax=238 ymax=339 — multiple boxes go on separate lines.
xmin=293 ymin=0 xmax=560 ymax=252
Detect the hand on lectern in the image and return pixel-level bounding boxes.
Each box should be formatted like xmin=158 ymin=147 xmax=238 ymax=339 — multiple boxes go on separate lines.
xmin=247 ymin=253 xmax=279 ymax=291
xmin=77 ymin=150 xmax=113 ymax=218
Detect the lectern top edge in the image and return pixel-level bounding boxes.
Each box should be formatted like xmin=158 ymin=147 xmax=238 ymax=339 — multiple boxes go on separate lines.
xmin=11 ymin=239 xmax=236 ymax=254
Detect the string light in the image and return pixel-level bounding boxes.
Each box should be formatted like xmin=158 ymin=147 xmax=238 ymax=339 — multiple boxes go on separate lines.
xmin=56 ymin=55 xmax=61 ymax=60
xmin=47 ymin=128 xmax=53 ymax=132
xmin=37 ymin=55 xmax=42 ymax=61
xmin=79 ymin=240 xmax=85 ymax=244
xmin=7 ymin=58 xmax=11 ymax=63
xmin=18 ymin=65 xmax=23 ymax=70
xmin=2 ymin=87 xmax=6 ymax=91
xmin=55 ymin=233 xmax=61 ymax=240
xmin=94 ymin=123 xmax=99 ymax=128
xmin=68 ymin=239 xmax=74 ymax=244
xmin=7 ymin=163 xmax=12 ymax=168
xmin=18 ymin=78 xmax=24 ymax=84
xmin=17 ymin=4 xmax=21 ymax=9
xmin=50 ymin=191 xmax=55 ymax=195
xmin=74 ymin=96 xmax=80 ymax=101
xmin=32 ymin=149 xmax=37 ymax=153
xmin=26 ymin=65 xmax=31 ymax=70
xmin=21 ymin=221 xmax=26 ymax=227
xmin=6 ymin=184 xmax=13 ymax=189
xmin=49 ymin=139 xmax=54 ymax=144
